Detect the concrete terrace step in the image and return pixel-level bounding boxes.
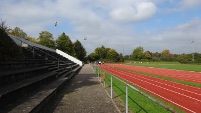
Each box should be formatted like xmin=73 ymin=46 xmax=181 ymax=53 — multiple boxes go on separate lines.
xmin=8 ymin=67 xmax=81 ymax=113
xmin=0 ymin=66 xmax=48 ymax=77
xmin=0 ymin=66 xmax=49 ymax=87
xmin=0 ymin=62 xmax=45 ymax=72
xmin=0 ymin=71 xmax=58 ymax=110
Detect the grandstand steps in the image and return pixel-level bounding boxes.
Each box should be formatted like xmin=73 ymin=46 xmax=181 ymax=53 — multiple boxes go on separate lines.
xmin=0 ymin=42 xmax=82 ymax=113
xmin=8 ymin=65 xmax=81 ymax=113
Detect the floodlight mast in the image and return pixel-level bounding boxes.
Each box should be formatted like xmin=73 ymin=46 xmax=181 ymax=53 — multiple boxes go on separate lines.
xmin=55 ymin=21 xmax=58 ymax=38
xmin=191 ymin=41 xmax=194 ymax=62
xmin=84 ymin=37 xmax=87 ymax=40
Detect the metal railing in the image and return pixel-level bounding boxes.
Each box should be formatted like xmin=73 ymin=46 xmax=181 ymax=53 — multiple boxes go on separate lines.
xmin=93 ymin=65 xmax=178 ymax=113
xmin=9 ymin=35 xmax=82 ymax=66
xmin=10 ymin=35 xmax=73 ymax=74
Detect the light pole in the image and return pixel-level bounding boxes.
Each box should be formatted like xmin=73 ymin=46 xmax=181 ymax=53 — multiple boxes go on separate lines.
xmin=55 ymin=21 xmax=58 ymax=38
xmin=84 ymin=37 xmax=87 ymax=40
xmin=191 ymin=41 xmax=194 ymax=62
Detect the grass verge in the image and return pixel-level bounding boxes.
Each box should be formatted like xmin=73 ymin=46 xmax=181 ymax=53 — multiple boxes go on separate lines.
xmin=129 ymin=63 xmax=201 ymax=72
xmin=94 ymin=66 xmax=184 ymax=113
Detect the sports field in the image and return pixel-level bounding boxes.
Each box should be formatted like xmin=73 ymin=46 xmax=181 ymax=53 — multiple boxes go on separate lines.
xmin=98 ymin=63 xmax=201 ymax=113
xmin=125 ymin=60 xmax=201 ymax=72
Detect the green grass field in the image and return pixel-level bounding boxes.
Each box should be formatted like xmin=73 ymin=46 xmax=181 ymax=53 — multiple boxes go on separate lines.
xmin=124 ymin=61 xmax=201 ymax=88
xmin=94 ymin=66 xmax=184 ymax=113
xmin=125 ymin=60 xmax=201 ymax=72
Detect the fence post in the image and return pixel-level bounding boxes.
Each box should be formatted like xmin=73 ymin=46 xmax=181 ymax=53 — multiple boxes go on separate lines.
xmin=104 ymin=79 xmax=105 ymax=88
xmin=95 ymin=66 xmax=97 ymax=75
xmin=98 ymin=67 xmax=100 ymax=79
xmin=99 ymin=68 xmax=101 ymax=81
xmin=126 ymin=84 xmax=128 ymax=113
xmin=110 ymin=75 xmax=113 ymax=99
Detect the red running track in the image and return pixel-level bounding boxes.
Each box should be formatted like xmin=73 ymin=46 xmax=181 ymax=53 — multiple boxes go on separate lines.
xmin=99 ymin=64 xmax=201 ymax=113
xmin=111 ymin=64 xmax=201 ymax=84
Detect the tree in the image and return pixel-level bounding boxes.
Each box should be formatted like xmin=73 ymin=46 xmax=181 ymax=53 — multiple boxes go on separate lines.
xmin=88 ymin=45 xmax=124 ymax=63
xmin=124 ymin=55 xmax=130 ymax=59
xmin=131 ymin=46 xmax=144 ymax=60
xmin=38 ymin=31 xmax=55 ymax=49
xmin=176 ymin=54 xmax=191 ymax=63
xmin=94 ymin=45 xmax=107 ymax=59
xmin=56 ymin=32 xmax=75 ymax=56
xmin=10 ymin=27 xmax=27 ymax=38
xmin=194 ymin=53 xmax=201 ymax=63
xmin=88 ymin=52 xmax=99 ymax=62
xmin=161 ymin=49 xmax=173 ymax=61
xmin=152 ymin=52 xmax=161 ymax=60
xmin=0 ymin=19 xmax=11 ymax=33
xmin=0 ymin=24 xmax=25 ymax=62
xmin=144 ymin=51 xmax=152 ymax=59
xmin=27 ymin=36 xmax=38 ymax=43
xmin=106 ymin=49 xmax=120 ymax=62
xmin=73 ymin=40 xmax=86 ymax=62
xmin=119 ymin=53 xmax=124 ymax=62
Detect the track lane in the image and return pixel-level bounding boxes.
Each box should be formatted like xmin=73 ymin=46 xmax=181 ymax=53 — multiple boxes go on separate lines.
xmin=99 ymin=65 xmax=201 ymax=113
xmin=113 ymin=64 xmax=201 ymax=84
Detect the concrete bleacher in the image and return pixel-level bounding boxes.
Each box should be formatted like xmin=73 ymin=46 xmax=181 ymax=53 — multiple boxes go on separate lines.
xmin=0 ymin=36 xmax=82 ymax=113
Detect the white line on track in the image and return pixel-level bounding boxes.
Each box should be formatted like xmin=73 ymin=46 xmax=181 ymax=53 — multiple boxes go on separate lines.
xmin=117 ymin=70 xmax=201 ymax=102
xmin=101 ymin=66 xmax=197 ymax=113
xmin=118 ymin=69 xmax=201 ymax=96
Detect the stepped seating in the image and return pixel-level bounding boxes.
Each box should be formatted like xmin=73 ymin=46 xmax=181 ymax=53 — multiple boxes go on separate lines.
xmin=0 ymin=45 xmax=82 ymax=113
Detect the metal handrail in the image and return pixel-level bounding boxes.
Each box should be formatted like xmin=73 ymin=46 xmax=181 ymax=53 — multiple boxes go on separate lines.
xmin=10 ymin=35 xmax=73 ymax=74
xmin=95 ymin=66 xmax=179 ymax=113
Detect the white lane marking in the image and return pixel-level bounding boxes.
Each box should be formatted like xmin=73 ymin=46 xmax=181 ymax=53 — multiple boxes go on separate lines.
xmin=101 ymin=66 xmax=197 ymax=113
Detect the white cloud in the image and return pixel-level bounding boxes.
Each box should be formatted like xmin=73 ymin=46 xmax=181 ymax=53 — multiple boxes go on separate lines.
xmin=0 ymin=0 xmax=201 ymax=55
xmin=110 ymin=2 xmax=157 ymax=23
xmin=141 ymin=19 xmax=201 ymax=54
xmin=180 ymin=0 xmax=201 ymax=9
xmin=0 ymin=0 xmax=57 ymax=37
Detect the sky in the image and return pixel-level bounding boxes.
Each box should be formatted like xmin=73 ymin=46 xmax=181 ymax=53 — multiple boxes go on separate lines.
xmin=1 ymin=0 xmax=201 ymax=55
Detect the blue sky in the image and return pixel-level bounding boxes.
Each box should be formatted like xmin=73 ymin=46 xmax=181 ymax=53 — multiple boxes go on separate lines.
xmin=1 ymin=0 xmax=201 ymax=55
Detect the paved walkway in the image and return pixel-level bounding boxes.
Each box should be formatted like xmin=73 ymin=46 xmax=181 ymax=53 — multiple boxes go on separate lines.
xmin=53 ymin=64 xmax=121 ymax=113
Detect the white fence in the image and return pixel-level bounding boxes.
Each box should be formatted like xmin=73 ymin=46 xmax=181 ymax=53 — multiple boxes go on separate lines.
xmin=56 ymin=49 xmax=83 ymax=66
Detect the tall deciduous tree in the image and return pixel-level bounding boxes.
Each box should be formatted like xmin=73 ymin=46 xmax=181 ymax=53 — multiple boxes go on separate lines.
xmin=152 ymin=52 xmax=161 ymax=60
xmin=144 ymin=51 xmax=152 ymax=59
xmin=10 ymin=27 xmax=27 ymax=38
xmin=38 ymin=31 xmax=55 ymax=49
xmin=106 ymin=49 xmax=119 ymax=62
xmin=56 ymin=32 xmax=75 ymax=56
xmin=132 ymin=46 xmax=144 ymax=60
xmin=161 ymin=49 xmax=174 ymax=60
xmin=73 ymin=40 xmax=86 ymax=61
xmin=94 ymin=45 xmax=107 ymax=59
xmin=0 ymin=25 xmax=25 ymax=62
xmin=161 ymin=49 xmax=170 ymax=58
xmin=88 ymin=45 xmax=124 ymax=62
xmin=88 ymin=52 xmax=99 ymax=62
